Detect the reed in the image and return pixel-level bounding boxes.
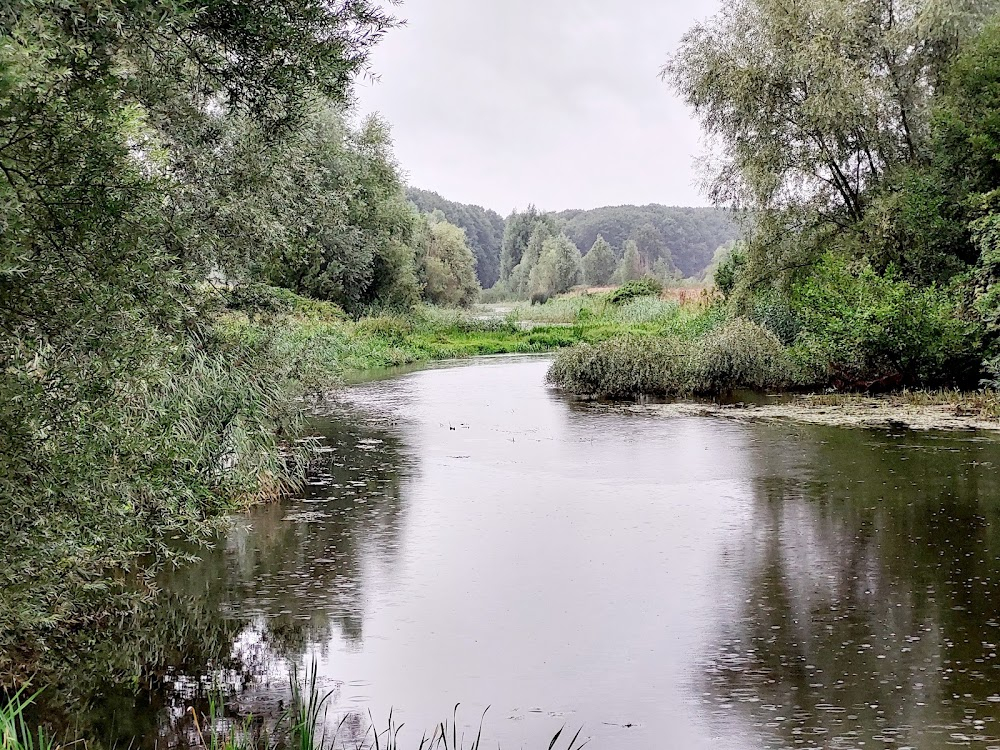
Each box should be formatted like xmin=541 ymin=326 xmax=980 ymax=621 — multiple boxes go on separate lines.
xmin=3 ymin=665 xmax=588 ymax=750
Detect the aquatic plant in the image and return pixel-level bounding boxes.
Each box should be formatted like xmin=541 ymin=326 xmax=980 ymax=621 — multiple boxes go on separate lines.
xmin=2 ymin=667 xmax=589 ymax=750
xmin=0 ymin=688 xmax=54 ymax=750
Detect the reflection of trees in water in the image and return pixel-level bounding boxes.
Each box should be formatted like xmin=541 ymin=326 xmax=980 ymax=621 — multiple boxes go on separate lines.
xmin=21 ymin=406 xmax=414 ymax=750
xmin=704 ymin=425 xmax=1000 ymax=748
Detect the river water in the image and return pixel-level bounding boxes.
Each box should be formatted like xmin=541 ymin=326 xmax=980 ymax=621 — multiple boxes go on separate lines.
xmin=82 ymin=356 xmax=1000 ymax=749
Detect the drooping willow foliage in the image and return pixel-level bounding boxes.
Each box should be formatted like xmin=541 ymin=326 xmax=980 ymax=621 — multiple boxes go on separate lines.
xmin=0 ymin=0 xmax=415 ymax=650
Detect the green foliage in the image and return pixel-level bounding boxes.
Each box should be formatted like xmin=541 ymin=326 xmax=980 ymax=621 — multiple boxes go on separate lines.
xmin=260 ymin=109 xmax=421 ymax=314
xmin=607 ymin=277 xmax=663 ymax=305
xmin=692 ymin=318 xmax=794 ymax=393
xmin=789 ymin=256 xmax=980 ymax=388
xmin=499 ymin=206 xmax=558 ymax=284
xmin=664 ymin=0 xmax=996 ymax=219
xmin=554 ymin=205 xmax=742 ymax=277
xmin=712 ymin=246 xmax=746 ymax=298
xmin=416 ymin=217 xmax=481 ymax=308
xmin=613 ymin=240 xmax=644 ymax=284
xmin=528 ymin=235 xmax=583 ymax=298
xmin=662 ymin=0 xmax=1000 ymax=393
xmin=1 ymin=688 xmax=55 ymax=750
xmin=547 ymin=335 xmax=689 ymax=398
xmin=744 ymin=289 xmax=801 ymax=346
xmin=508 ymin=222 xmax=559 ymax=296
xmin=407 ymin=188 xmax=506 ymax=289
xmin=547 ymin=318 xmax=793 ymax=397
xmin=582 ymin=236 xmax=616 ymax=286
xmin=0 ymin=0 xmax=395 ymax=654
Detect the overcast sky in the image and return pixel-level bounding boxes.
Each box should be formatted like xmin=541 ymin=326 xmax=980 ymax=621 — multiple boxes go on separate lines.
xmin=354 ymin=0 xmax=720 ymax=215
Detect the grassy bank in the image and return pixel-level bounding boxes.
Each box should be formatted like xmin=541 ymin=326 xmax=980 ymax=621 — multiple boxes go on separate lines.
xmin=545 ymin=266 xmax=990 ymax=400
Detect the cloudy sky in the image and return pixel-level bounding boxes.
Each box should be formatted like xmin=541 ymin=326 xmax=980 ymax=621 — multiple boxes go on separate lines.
xmin=354 ymin=0 xmax=720 ymax=215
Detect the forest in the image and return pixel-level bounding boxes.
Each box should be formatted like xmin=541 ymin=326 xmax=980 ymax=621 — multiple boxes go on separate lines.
xmin=406 ymin=189 xmax=741 ymax=289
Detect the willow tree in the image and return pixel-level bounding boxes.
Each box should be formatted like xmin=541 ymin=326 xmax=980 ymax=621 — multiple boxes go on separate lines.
xmin=418 ymin=217 xmax=481 ymax=307
xmin=613 ymin=240 xmax=644 ymax=284
xmin=664 ymin=0 xmax=998 ymax=224
xmin=0 ymin=0 xmax=397 ymax=647
xmin=583 ymin=236 xmax=616 ymax=286
xmin=529 ymin=235 xmax=583 ymax=298
xmin=499 ymin=206 xmax=559 ymax=285
xmin=508 ymin=220 xmax=559 ymax=295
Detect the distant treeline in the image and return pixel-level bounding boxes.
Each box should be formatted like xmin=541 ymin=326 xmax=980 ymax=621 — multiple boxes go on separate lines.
xmin=554 ymin=205 xmax=742 ymax=278
xmin=407 ymin=189 xmax=742 ymax=287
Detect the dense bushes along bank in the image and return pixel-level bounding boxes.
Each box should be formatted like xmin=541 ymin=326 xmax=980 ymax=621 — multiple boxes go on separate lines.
xmin=547 ymin=266 xmax=983 ymax=398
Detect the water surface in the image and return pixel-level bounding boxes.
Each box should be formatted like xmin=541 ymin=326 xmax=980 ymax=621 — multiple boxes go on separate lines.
xmin=82 ymin=357 xmax=1000 ymax=748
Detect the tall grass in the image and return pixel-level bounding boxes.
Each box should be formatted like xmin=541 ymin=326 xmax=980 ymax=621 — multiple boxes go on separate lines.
xmin=1 ymin=689 xmax=55 ymax=750
xmin=547 ymin=318 xmax=798 ymax=397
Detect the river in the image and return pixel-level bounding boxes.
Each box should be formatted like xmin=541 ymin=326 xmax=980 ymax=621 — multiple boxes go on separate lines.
xmin=71 ymin=356 xmax=1000 ymax=749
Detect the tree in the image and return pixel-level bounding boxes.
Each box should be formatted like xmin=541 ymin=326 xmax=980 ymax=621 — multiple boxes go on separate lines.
xmin=554 ymin=205 xmax=741 ymax=278
xmin=529 ymin=235 xmax=583 ymax=298
xmin=417 ymin=217 xmax=481 ymax=307
xmin=664 ymin=0 xmax=998 ymax=221
xmin=0 ymin=0 xmax=398 ymax=645
xmin=583 ymin=236 xmax=616 ymax=286
xmin=651 ymin=257 xmax=680 ymax=285
xmin=508 ymin=221 xmax=559 ymax=295
xmin=261 ymin=109 xmax=421 ymax=312
xmin=613 ymin=240 xmax=644 ymax=284
xmin=407 ymin=188 xmax=505 ymax=289
xmin=499 ymin=206 xmax=560 ymax=284
xmin=629 ymin=222 xmax=674 ymax=269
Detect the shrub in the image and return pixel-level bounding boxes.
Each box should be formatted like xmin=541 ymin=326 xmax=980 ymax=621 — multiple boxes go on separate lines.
xmin=713 ymin=247 xmax=746 ymax=297
xmin=606 ymin=277 xmax=663 ymax=305
xmin=789 ymin=255 xmax=980 ymax=389
xmin=547 ymin=334 xmax=686 ymax=397
xmin=690 ymin=318 xmax=796 ymax=393
xmin=745 ymin=289 xmax=800 ymax=345
xmin=547 ymin=318 xmax=796 ymax=397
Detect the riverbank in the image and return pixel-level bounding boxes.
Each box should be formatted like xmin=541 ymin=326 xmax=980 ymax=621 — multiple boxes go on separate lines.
xmin=631 ymin=391 xmax=1000 ymax=432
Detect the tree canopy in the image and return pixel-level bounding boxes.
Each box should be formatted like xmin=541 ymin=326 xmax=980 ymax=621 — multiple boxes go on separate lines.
xmin=554 ymin=205 xmax=741 ymax=277
xmin=406 ymin=188 xmax=505 ymax=289
xmin=416 ymin=215 xmax=481 ymax=307
xmin=583 ymin=236 xmax=617 ymax=286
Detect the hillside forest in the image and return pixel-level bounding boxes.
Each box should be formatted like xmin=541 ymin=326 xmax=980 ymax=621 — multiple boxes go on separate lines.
xmin=406 ymin=188 xmax=741 ymax=291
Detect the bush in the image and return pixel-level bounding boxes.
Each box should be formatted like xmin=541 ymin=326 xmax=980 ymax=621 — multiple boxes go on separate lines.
xmin=547 ymin=334 xmax=687 ymax=397
xmin=713 ymin=247 xmax=746 ymax=297
xmin=606 ymin=277 xmax=663 ymax=305
xmin=547 ymin=318 xmax=796 ymax=397
xmin=690 ymin=318 xmax=795 ymax=393
xmin=745 ymin=289 xmax=800 ymax=345
xmin=790 ymin=255 xmax=980 ymax=389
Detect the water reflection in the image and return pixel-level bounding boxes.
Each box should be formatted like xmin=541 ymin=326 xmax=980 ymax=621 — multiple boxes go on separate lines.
xmin=705 ymin=425 xmax=1000 ymax=748
xmin=15 ymin=357 xmax=1000 ymax=750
